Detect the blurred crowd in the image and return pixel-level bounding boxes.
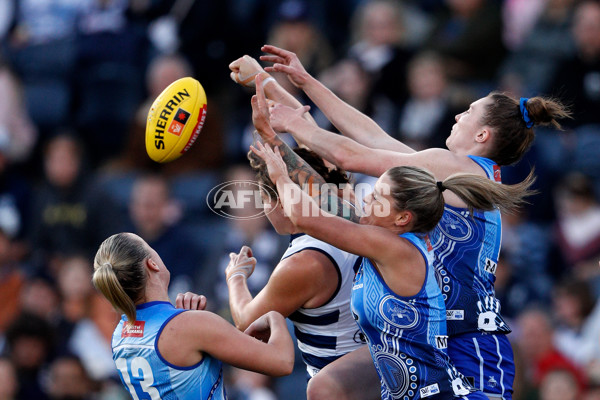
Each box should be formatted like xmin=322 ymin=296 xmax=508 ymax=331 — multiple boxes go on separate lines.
xmin=0 ymin=0 xmax=599 ymax=399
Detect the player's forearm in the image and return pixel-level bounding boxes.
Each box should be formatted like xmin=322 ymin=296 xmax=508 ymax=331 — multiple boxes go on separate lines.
xmin=302 ymin=75 xmax=415 ymax=153
xmin=285 ymin=117 xmax=359 ymax=172
xmin=265 ymin=314 xmax=295 ymax=376
xmin=227 ymin=277 xmax=254 ymax=331
xmin=264 ymin=79 xmax=317 ymax=128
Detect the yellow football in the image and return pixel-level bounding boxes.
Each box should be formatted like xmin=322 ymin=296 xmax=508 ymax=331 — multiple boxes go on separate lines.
xmin=145 ymin=77 xmax=207 ymax=163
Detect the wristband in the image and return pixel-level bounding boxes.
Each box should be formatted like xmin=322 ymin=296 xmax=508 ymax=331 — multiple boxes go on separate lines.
xmin=227 ymin=271 xmax=248 ymax=283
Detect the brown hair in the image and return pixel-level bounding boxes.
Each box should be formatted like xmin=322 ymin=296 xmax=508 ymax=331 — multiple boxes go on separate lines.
xmin=247 ymin=146 xmax=351 ymax=194
xmin=92 ymin=233 xmax=149 ymax=323
xmin=482 ymin=92 xmax=571 ymax=166
xmin=386 ymin=166 xmax=537 ymax=233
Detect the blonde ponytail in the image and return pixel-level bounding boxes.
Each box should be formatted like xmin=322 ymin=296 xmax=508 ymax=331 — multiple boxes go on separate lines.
xmin=93 ymin=233 xmax=149 ymax=323
xmin=386 ymin=166 xmax=537 ymax=233
xmin=442 ymin=170 xmax=537 ymax=214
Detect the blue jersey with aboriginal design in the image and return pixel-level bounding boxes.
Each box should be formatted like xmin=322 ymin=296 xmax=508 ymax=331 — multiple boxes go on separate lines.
xmin=112 ymin=301 xmax=226 ymax=400
xmin=351 ymin=233 xmax=476 ymax=400
xmin=430 ymin=155 xmax=510 ymax=337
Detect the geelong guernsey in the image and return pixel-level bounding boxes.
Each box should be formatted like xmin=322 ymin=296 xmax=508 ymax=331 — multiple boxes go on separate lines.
xmin=430 ymin=155 xmax=510 ymax=336
xmin=351 ymin=233 xmax=476 ymax=399
xmin=112 ymin=301 xmax=225 ymax=400
xmin=282 ymin=233 xmax=365 ymax=377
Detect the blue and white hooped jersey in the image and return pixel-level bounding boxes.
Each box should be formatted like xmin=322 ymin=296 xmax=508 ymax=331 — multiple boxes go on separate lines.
xmin=351 ymin=233 xmax=476 ymax=400
xmin=430 ymin=155 xmax=510 ymax=337
xmin=282 ymin=233 xmax=365 ymax=377
xmin=112 ymin=302 xmax=226 ymax=400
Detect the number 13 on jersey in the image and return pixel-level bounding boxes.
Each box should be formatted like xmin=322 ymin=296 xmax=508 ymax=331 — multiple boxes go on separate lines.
xmin=115 ymin=357 xmax=162 ymax=399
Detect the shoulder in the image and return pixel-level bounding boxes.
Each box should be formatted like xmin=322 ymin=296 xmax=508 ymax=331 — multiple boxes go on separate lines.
xmin=276 ymin=249 xmax=336 ymax=280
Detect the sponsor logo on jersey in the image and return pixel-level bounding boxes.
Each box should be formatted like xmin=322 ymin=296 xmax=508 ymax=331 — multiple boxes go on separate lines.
xmin=424 ymin=234 xmax=433 ymax=251
xmin=487 ymin=375 xmax=498 ymax=388
xmin=484 ymin=258 xmax=497 ymax=275
xmin=122 ymin=321 xmax=145 ymax=337
xmin=352 ymin=283 xmax=363 ymax=290
xmin=420 ymin=383 xmax=440 ymax=398
xmin=446 ymin=310 xmax=464 ymax=320
xmin=435 ymin=335 xmax=448 ymax=349
xmin=167 ymin=108 xmax=191 ymax=136
xmin=493 ymin=165 xmax=501 ymax=182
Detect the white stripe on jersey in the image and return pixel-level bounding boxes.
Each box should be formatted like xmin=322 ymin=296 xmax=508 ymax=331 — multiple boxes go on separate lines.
xmin=282 ymin=234 xmax=364 ymax=365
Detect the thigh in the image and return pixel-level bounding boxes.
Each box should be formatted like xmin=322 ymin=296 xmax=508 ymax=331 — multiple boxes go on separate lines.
xmin=448 ymin=334 xmax=515 ymax=400
xmin=307 ymin=346 xmax=381 ymax=400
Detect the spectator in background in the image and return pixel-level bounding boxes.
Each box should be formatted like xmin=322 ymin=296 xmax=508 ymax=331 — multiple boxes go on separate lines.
xmin=46 ymin=355 xmax=94 ymax=400
xmin=0 ymin=357 xmax=18 ymax=400
xmin=552 ymin=172 xmax=600 ymax=288
xmin=0 ymin=225 xmax=25 ymax=337
xmin=396 ymin=50 xmax=465 ymax=150
xmin=4 ymin=312 xmax=56 ymax=400
xmin=3 ymin=0 xmax=87 ymax=135
xmin=538 ymin=368 xmax=582 ymax=400
xmin=347 ymin=0 xmax=414 ymax=105
xmin=424 ymin=0 xmax=505 ymax=93
xmin=18 ymin=275 xmax=61 ymax=324
xmin=0 ymin=109 xmax=32 ymax=262
xmin=514 ymin=307 xmax=587 ymax=398
xmin=0 ymin=60 xmax=37 ymax=166
xmin=267 ymin=0 xmax=333 ymax=79
xmin=29 ymin=133 xmax=121 ymax=266
xmin=314 ymin=57 xmax=396 ymax=141
xmin=54 ymin=255 xmax=117 ymax=382
xmin=73 ymin=0 xmax=147 ymax=167
xmin=546 ymin=0 xmax=600 ymax=129
xmin=500 ymin=0 xmax=577 ymax=95
xmin=552 ymin=278 xmax=600 ymax=368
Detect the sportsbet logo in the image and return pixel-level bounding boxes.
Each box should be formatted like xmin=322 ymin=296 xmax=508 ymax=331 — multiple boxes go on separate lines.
xmin=122 ymin=321 xmax=145 ymax=338
xmin=168 ymin=108 xmax=191 ymax=136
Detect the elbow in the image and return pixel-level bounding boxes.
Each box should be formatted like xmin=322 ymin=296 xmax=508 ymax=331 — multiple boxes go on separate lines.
xmin=330 ymin=146 xmax=352 ymax=171
xmin=273 ymin=355 xmax=295 ymax=377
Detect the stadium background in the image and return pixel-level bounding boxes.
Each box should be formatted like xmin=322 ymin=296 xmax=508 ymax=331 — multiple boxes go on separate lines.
xmin=0 ymin=0 xmax=599 ymax=399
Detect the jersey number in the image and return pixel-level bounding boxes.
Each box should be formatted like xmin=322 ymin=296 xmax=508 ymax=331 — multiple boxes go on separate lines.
xmin=115 ymin=357 xmax=162 ymax=400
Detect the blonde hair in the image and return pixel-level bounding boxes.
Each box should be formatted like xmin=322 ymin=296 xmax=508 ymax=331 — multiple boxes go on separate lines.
xmin=92 ymin=233 xmax=149 ymax=323
xmin=386 ymin=166 xmax=536 ymax=233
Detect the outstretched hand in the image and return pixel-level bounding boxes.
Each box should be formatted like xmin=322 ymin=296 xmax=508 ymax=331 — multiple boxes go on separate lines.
xmin=250 ymin=141 xmax=288 ymax=186
xmin=251 ymin=74 xmax=277 ymax=141
xmin=260 ymin=45 xmax=310 ymax=89
xmin=229 ymin=55 xmax=269 ymax=88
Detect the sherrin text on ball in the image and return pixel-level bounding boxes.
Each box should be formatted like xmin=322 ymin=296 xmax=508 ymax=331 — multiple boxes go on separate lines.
xmin=145 ymin=77 xmax=207 ymax=163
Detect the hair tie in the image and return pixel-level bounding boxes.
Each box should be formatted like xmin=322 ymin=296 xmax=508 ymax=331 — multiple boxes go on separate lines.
xmin=103 ymin=262 xmax=113 ymax=269
xmin=519 ymin=98 xmax=534 ymax=129
xmin=436 ymin=181 xmax=446 ymax=192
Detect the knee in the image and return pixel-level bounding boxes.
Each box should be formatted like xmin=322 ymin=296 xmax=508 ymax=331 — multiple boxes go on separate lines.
xmin=307 ymin=372 xmax=346 ymax=400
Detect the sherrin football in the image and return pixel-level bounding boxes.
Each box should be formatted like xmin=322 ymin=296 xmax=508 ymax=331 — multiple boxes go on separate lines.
xmin=146 ymin=77 xmax=207 ymax=163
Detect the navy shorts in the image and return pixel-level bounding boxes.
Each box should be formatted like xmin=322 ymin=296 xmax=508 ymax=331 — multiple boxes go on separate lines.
xmin=448 ymin=333 xmax=515 ymax=399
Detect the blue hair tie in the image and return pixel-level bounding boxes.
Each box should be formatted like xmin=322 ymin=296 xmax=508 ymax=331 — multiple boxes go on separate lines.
xmin=519 ymin=97 xmax=534 ymax=129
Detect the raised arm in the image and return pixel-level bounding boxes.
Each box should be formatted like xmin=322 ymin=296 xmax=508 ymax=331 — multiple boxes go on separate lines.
xmin=260 ymin=44 xmax=415 ymax=153
xmin=268 ymin=102 xmax=468 ymax=180
xmin=252 ymin=75 xmax=359 ymax=222
xmin=226 ymin=245 xmax=339 ymax=331
xmin=229 ymin=54 xmax=316 ymax=128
